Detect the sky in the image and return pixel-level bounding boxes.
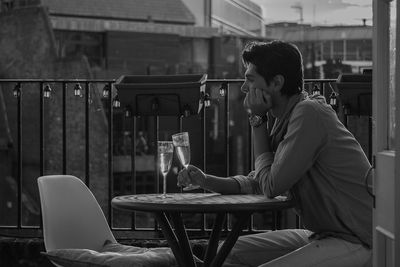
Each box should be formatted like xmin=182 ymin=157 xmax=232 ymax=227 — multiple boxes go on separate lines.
xmin=251 ymin=0 xmax=373 ymax=26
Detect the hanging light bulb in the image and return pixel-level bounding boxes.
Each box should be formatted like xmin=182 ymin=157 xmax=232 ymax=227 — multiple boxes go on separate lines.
xmin=102 ymin=84 xmax=110 ymax=98
xmin=43 ymin=84 xmax=52 ymax=98
xmin=183 ymin=105 xmax=191 ymax=117
xmin=112 ymin=95 xmax=120 ymax=108
xmin=329 ymin=92 xmax=337 ymax=106
xmin=13 ymin=83 xmax=21 ymax=98
xmin=204 ymin=93 xmax=211 ymax=107
xmin=151 ymin=98 xmax=159 ymax=111
xmin=312 ymin=84 xmax=320 ymax=96
xmin=219 ymin=82 xmax=228 ymax=97
xmin=343 ymin=104 xmax=351 ymax=115
xmin=124 ymin=105 xmax=132 ymax=117
xmin=74 ymin=83 xmax=82 ymax=97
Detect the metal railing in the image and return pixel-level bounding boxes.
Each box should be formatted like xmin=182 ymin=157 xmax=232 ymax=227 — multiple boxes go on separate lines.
xmin=0 ymin=77 xmax=338 ymax=239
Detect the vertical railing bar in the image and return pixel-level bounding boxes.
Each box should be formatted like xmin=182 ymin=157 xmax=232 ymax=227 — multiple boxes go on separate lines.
xmin=85 ymin=82 xmax=90 ymax=186
xmin=201 ymin=89 xmax=207 ymax=232
xmin=200 ymin=96 xmax=207 ymax=231
xmin=224 ymin=82 xmax=232 ymax=232
xmin=154 ymin=116 xmax=160 ymax=231
xmin=40 ymin=82 xmax=44 ymax=177
xmin=131 ymin=116 xmax=137 ymax=230
xmin=179 ymin=116 xmax=183 ymax=193
xmin=250 ymin=130 xmax=254 ymax=171
xmin=225 ymin=82 xmax=230 ymax=177
xmin=179 ymin=116 xmax=183 ymax=132
xmin=132 ymin=117 xmax=137 ymax=194
xmin=38 ymin=81 xmax=45 ymax=229
xmin=17 ymin=82 xmax=22 ymax=228
xmin=155 ymin=116 xmax=160 ymax=194
xmin=62 ymin=82 xmax=67 ymax=174
xmin=320 ymin=81 xmax=325 ymax=98
xmin=108 ymin=82 xmax=114 ymax=227
xmin=202 ymin=103 xmax=206 ymax=174
xmin=246 ymin=82 xmax=255 ymax=231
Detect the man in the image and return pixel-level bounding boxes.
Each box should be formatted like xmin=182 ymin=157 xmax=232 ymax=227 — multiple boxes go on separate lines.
xmin=177 ymin=40 xmax=372 ymax=266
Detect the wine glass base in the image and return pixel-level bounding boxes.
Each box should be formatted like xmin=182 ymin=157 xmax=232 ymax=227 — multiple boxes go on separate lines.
xmin=156 ymin=194 xmax=174 ymax=199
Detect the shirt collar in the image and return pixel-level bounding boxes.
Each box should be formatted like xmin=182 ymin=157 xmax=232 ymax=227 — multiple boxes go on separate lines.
xmin=270 ymin=92 xmax=307 ymax=136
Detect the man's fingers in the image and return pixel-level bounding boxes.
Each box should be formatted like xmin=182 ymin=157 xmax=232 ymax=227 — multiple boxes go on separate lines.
xmin=177 ymin=172 xmax=186 ymax=186
xmin=177 ymin=169 xmax=192 ymax=187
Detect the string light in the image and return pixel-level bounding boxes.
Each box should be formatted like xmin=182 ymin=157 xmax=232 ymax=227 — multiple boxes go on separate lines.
xmin=329 ymin=92 xmax=337 ymax=106
xmin=219 ymin=82 xmax=227 ymax=97
xmin=343 ymin=104 xmax=351 ymax=115
xmin=74 ymin=83 xmax=82 ymax=97
xmin=312 ymin=84 xmax=320 ymax=96
xmin=328 ymin=82 xmax=339 ymax=110
xmin=204 ymin=93 xmax=211 ymax=107
xmin=102 ymin=84 xmax=110 ymax=98
xmin=112 ymin=95 xmax=120 ymax=108
xmin=183 ymin=105 xmax=191 ymax=117
xmin=151 ymin=98 xmax=159 ymax=111
xmin=124 ymin=105 xmax=132 ymax=117
xmin=43 ymin=84 xmax=52 ymax=98
xmin=13 ymin=83 xmax=21 ymax=98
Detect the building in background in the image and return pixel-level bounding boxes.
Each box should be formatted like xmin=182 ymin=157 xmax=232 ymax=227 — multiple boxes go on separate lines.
xmin=40 ymin=0 xmax=217 ymax=77
xmin=31 ymin=0 xmax=264 ymax=77
xmin=182 ymin=0 xmax=264 ymax=37
xmin=265 ymin=22 xmax=372 ymax=78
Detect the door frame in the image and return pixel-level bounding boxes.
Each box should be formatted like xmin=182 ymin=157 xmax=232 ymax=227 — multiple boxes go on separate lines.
xmin=372 ymin=0 xmax=399 ymax=265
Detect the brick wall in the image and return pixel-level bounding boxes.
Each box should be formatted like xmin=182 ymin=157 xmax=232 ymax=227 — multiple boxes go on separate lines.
xmin=0 ymin=6 xmax=110 ymax=224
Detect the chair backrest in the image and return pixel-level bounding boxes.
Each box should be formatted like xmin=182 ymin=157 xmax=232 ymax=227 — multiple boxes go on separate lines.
xmin=38 ymin=175 xmax=116 ymax=252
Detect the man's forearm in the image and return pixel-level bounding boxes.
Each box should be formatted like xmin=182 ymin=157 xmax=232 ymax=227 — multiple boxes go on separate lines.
xmin=203 ymin=175 xmax=241 ymax=194
xmin=253 ymin=123 xmax=272 ymax=159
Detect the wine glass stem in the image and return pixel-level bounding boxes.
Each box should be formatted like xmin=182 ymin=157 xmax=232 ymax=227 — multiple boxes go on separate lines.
xmin=162 ymin=174 xmax=167 ymax=197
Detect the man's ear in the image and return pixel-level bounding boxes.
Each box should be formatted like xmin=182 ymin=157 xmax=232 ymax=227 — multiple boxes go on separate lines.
xmin=273 ymin=75 xmax=285 ymax=92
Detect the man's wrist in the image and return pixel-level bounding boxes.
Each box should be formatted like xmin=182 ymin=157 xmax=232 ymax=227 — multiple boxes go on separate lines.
xmin=248 ymin=114 xmax=268 ymax=128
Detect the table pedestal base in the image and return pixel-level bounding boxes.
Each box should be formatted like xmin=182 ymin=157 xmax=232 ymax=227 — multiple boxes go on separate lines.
xmin=154 ymin=211 xmax=251 ymax=267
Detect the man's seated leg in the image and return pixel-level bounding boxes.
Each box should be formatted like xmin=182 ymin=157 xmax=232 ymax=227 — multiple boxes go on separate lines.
xmin=223 ymin=229 xmax=312 ymax=267
xmin=260 ymin=237 xmax=372 ymax=267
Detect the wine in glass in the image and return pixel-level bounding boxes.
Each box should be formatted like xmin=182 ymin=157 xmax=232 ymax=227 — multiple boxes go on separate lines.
xmin=172 ymin=132 xmax=200 ymax=191
xmin=158 ymin=141 xmax=174 ymax=198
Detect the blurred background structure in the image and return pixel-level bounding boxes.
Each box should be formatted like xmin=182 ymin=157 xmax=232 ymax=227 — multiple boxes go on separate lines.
xmin=0 ymin=0 xmax=373 ymax=265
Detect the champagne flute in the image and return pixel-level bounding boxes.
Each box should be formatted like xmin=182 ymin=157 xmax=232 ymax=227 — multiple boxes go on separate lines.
xmin=172 ymin=132 xmax=200 ymax=191
xmin=158 ymin=141 xmax=174 ymax=198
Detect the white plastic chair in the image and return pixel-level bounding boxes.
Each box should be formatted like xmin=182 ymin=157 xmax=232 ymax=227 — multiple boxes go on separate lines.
xmin=37 ymin=175 xmax=117 ymax=253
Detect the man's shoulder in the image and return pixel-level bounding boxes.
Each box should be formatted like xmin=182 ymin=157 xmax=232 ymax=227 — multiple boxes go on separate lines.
xmin=294 ymin=98 xmax=320 ymax=114
xmin=296 ymin=95 xmax=331 ymax=113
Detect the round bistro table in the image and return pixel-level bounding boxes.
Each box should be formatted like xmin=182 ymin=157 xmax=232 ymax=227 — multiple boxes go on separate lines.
xmin=112 ymin=193 xmax=294 ymax=267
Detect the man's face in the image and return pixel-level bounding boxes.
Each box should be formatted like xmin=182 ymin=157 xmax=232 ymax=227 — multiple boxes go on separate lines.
xmin=241 ymin=63 xmax=276 ymax=113
xmin=241 ymin=63 xmax=269 ymax=95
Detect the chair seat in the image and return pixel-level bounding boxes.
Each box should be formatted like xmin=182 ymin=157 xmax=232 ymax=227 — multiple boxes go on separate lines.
xmin=42 ymin=240 xmax=177 ymax=267
xmin=37 ymin=175 xmax=177 ymax=267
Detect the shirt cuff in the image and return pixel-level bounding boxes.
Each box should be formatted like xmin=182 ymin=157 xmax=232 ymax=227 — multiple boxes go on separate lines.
xmin=232 ymin=175 xmax=253 ymax=194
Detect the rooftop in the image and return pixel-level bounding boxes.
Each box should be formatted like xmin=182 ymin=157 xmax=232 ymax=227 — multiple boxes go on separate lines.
xmin=265 ymin=23 xmax=372 ymax=41
xmin=41 ymin=0 xmax=196 ymax=25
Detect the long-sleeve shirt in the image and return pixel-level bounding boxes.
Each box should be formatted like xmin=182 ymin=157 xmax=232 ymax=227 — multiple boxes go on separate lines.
xmin=233 ymin=94 xmax=373 ymax=248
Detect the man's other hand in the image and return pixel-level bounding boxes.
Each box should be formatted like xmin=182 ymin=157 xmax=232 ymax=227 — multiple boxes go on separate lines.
xmin=177 ymin=165 xmax=206 ymax=188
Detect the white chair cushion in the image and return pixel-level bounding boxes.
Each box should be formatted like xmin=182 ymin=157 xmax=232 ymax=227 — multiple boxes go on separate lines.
xmin=42 ymin=240 xmax=177 ymax=267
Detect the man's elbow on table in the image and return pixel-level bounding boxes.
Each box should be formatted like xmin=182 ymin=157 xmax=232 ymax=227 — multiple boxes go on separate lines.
xmin=260 ymin=178 xmax=283 ymax=199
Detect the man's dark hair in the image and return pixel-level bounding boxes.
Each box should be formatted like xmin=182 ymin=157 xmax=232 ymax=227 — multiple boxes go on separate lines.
xmin=241 ymin=40 xmax=304 ymax=96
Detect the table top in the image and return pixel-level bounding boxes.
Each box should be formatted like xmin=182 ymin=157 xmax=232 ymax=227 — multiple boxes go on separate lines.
xmin=112 ymin=193 xmax=294 ymax=213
